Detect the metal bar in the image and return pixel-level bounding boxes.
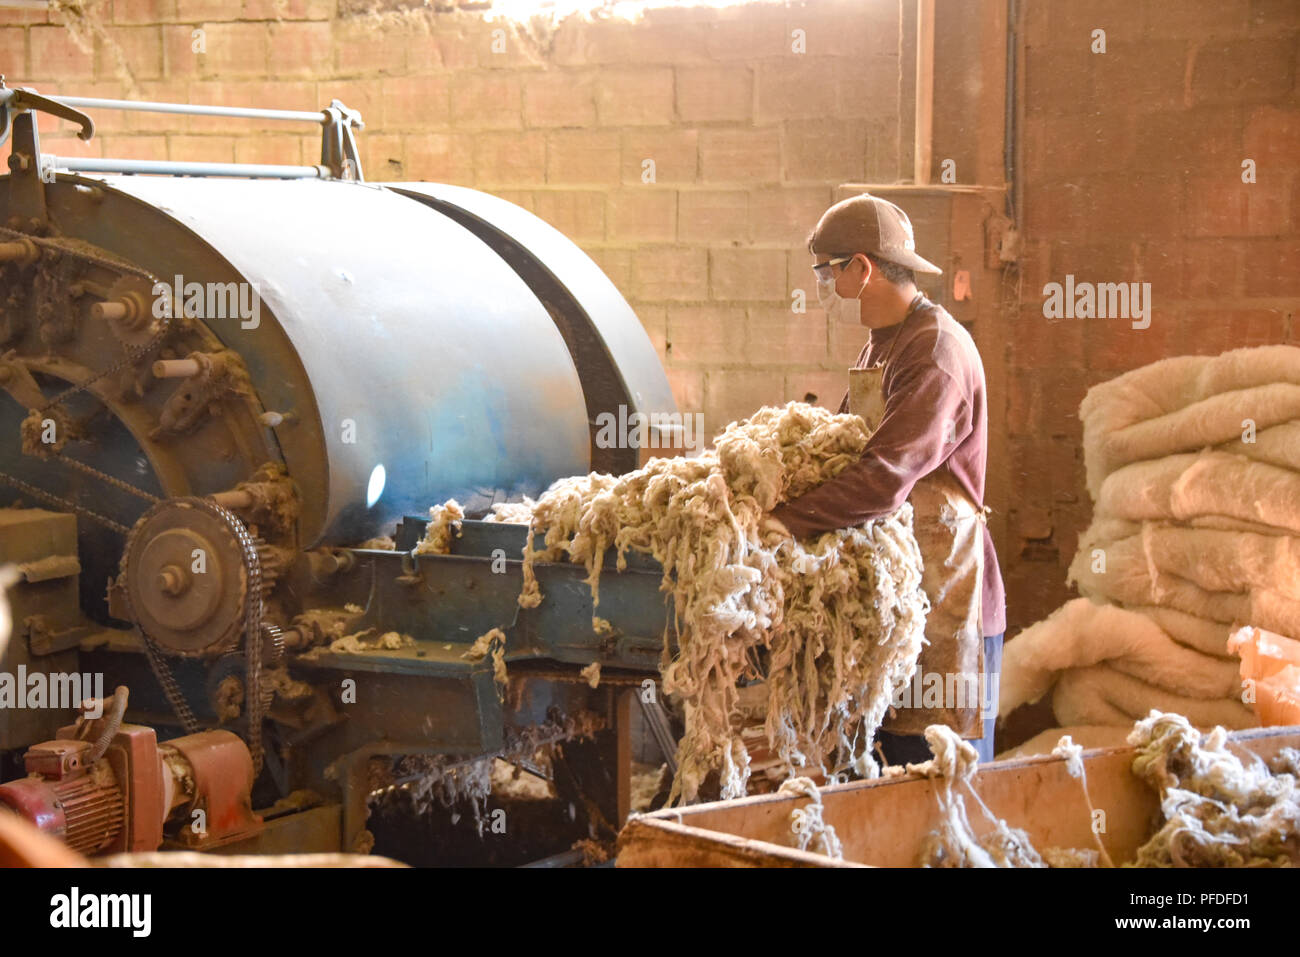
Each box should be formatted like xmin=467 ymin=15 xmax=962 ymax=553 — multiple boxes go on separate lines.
xmin=47 ymin=95 xmax=325 ymax=125
xmin=48 ymin=156 xmax=326 ymax=179
xmin=637 ymin=692 xmax=678 ymax=774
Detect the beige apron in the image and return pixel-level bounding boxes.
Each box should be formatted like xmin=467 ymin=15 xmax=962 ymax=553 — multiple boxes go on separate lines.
xmin=849 ymin=360 xmax=987 ymax=738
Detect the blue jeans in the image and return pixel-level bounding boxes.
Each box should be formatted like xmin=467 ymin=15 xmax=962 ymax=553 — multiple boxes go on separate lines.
xmin=876 ymin=632 xmax=1005 ymax=766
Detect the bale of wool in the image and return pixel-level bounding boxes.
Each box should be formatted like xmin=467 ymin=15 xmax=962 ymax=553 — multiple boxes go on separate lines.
xmin=1215 ymin=420 xmax=1300 ymax=474
xmin=1121 ymin=605 xmax=1234 ymax=658
xmin=1080 ymin=345 xmax=1300 ymax=495
xmin=1093 ymin=451 xmax=1300 ymax=535
xmin=1071 ymin=522 xmax=1300 ymax=604
xmin=999 ymin=598 xmax=1240 ymax=718
xmin=1052 ymin=666 xmax=1257 ymax=730
xmin=1085 ymin=383 xmax=1300 ymax=493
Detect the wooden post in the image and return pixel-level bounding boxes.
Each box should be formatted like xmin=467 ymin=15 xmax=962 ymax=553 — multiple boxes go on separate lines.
xmin=914 ymin=0 xmax=936 ymax=185
xmin=616 ymin=688 xmax=636 ymax=826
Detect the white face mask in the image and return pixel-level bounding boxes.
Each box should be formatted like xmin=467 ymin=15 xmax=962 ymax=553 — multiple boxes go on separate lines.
xmin=818 ymin=286 xmax=859 ymax=324
xmin=816 ymin=258 xmax=868 ymax=323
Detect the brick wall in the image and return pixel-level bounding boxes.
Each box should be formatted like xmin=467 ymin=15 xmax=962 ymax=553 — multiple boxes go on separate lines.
xmin=0 ymin=0 xmax=906 ymax=437
xmin=1006 ymin=0 xmax=1300 ymax=632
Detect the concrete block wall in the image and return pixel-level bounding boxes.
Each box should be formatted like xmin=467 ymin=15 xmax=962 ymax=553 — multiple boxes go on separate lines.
xmin=1007 ymin=0 xmax=1300 ymax=631
xmin=0 ymin=0 xmax=907 ymax=439
xmin=11 ymin=1 xmax=1291 ymax=634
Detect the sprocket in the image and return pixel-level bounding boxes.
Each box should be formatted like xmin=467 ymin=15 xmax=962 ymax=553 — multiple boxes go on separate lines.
xmin=119 ymin=498 xmax=249 ymax=657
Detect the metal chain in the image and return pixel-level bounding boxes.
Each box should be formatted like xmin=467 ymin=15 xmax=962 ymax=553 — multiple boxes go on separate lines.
xmin=48 ymin=453 xmax=161 ymax=503
xmin=116 ymin=499 xmax=201 ymax=736
xmin=0 ymin=447 xmax=161 ymax=533
xmin=1 ymin=230 xmax=269 ymax=772
xmin=0 ymin=470 xmax=208 ymax=739
xmin=0 ymin=469 xmax=129 ymax=533
xmin=37 ymin=319 xmax=170 ymax=414
xmin=218 ymin=498 xmax=268 ymax=777
xmin=117 ymin=497 xmax=267 ymax=774
xmin=137 ymin=626 xmax=202 ymax=736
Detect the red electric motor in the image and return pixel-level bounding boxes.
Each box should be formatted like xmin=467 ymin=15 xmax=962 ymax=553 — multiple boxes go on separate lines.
xmin=0 ymin=686 xmax=262 ymax=856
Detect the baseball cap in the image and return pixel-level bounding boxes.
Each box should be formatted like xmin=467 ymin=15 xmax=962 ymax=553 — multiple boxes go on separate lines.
xmin=808 ymin=193 xmax=943 ymax=275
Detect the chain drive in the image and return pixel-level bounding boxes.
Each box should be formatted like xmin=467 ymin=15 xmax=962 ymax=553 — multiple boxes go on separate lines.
xmin=0 ymin=229 xmax=271 ymax=774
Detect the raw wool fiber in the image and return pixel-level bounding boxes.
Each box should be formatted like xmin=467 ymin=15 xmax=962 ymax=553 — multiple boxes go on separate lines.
xmin=328 ymin=630 xmax=415 ymax=654
xmin=921 ymin=712 xmax=1296 ymax=868
xmin=375 ymin=711 xmax=605 ymax=835
xmin=484 ymin=499 xmax=538 ymax=525
xmin=999 ymin=724 xmax=1132 ymax=760
xmin=1051 ymin=735 xmax=1115 ymax=867
xmin=494 ymin=402 xmax=929 ymax=804
xmin=463 ymin=628 xmax=508 ymax=698
xmin=629 ymin=763 xmax=667 ymax=812
xmin=415 ymin=500 xmax=465 ymax=555
xmin=776 ymin=776 xmax=843 ymax=859
xmin=1127 ymin=712 xmax=1300 ymax=867
xmin=909 ymin=725 xmax=1046 ymax=868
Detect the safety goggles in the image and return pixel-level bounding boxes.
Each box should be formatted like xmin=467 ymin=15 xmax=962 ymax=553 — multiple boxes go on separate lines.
xmin=811 ymin=255 xmax=853 ymax=282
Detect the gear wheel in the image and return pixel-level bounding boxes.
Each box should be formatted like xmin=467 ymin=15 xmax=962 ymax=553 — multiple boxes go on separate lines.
xmin=119 ymin=498 xmax=249 ymax=657
xmin=118 ymin=495 xmax=273 ymax=774
xmin=99 ymin=274 xmax=162 ymax=347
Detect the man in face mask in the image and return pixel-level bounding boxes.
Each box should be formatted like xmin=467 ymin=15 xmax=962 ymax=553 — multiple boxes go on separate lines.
xmin=770 ymin=193 xmax=1006 ymax=766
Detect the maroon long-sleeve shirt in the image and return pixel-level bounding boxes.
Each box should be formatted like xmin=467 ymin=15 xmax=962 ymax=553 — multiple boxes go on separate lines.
xmin=772 ymin=297 xmax=1006 ymax=637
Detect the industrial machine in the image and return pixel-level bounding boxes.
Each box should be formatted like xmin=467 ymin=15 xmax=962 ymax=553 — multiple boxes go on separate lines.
xmin=0 ymin=82 xmax=679 ymax=863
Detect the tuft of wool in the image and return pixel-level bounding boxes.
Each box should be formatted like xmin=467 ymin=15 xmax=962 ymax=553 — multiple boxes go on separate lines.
xmin=910 ymin=724 xmax=1046 ymax=868
xmin=1051 ymin=735 xmax=1115 ymax=867
xmin=484 ymin=499 xmax=537 ymax=525
xmin=777 ymin=776 xmax=844 ymax=859
xmin=416 ymin=499 xmax=465 ymax=555
xmin=463 ymin=628 xmax=508 ymax=699
xmin=481 ymin=402 xmax=929 ymax=803
xmin=1127 ymin=711 xmax=1300 ymax=867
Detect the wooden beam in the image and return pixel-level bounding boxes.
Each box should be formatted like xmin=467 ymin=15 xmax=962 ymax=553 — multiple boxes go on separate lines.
xmin=914 ymin=0 xmax=936 ymax=185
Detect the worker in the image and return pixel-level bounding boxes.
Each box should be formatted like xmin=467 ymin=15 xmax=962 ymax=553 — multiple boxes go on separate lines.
xmin=767 ymin=193 xmax=1006 ymax=765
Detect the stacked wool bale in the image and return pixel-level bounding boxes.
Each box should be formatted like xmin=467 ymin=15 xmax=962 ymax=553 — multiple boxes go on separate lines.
xmin=1001 ymin=346 xmax=1300 ymax=750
